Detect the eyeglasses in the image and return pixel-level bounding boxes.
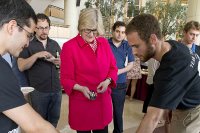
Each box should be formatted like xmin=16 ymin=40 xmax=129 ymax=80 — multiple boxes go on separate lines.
xmin=36 ymin=26 xmax=50 ymax=31
xmin=17 ymin=24 xmax=34 ymax=41
xmin=83 ymin=29 xmax=98 ymax=35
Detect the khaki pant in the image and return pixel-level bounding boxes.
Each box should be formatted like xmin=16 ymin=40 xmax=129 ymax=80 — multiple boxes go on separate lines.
xmin=170 ymin=105 xmax=200 ymax=133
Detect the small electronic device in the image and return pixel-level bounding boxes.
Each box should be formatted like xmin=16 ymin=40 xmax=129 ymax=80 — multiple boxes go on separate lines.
xmin=89 ymin=90 xmax=97 ymax=100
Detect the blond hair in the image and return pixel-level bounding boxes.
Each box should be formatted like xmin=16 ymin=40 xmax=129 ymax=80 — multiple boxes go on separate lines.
xmin=78 ymin=8 xmax=105 ymax=36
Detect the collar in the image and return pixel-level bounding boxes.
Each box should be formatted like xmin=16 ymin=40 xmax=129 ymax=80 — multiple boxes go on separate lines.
xmin=76 ymin=34 xmax=87 ymax=47
xmin=76 ymin=34 xmax=100 ymax=47
xmin=32 ymin=36 xmax=52 ymax=49
xmin=191 ymin=43 xmax=196 ymax=53
xmin=108 ymin=38 xmax=127 ymax=47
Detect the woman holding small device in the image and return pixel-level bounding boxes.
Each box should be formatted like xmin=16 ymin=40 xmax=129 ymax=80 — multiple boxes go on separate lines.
xmin=60 ymin=8 xmax=118 ymax=133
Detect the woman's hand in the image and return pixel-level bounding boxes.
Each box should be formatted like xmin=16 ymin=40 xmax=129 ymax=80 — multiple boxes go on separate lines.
xmin=73 ymin=84 xmax=90 ymax=99
xmin=80 ymin=86 xmax=91 ymax=99
xmin=97 ymin=79 xmax=111 ymax=93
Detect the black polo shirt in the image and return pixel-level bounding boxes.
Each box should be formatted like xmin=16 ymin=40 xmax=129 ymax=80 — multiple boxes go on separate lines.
xmin=19 ymin=37 xmax=61 ymax=92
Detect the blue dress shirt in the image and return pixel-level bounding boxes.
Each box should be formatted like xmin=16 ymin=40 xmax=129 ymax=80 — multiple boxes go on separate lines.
xmin=108 ymin=38 xmax=134 ymax=83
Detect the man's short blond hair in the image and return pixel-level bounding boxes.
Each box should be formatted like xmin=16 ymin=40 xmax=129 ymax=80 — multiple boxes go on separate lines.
xmin=78 ymin=8 xmax=105 ymax=36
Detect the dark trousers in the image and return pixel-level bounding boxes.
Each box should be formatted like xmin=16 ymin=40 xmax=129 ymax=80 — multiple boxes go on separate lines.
xmin=142 ymin=84 xmax=154 ymax=113
xmin=111 ymin=83 xmax=127 ymax=133
xmin=30 ymin=89 xmax=62 ymax=127
xmin=77 ymin=126 xmax=108 ymax=133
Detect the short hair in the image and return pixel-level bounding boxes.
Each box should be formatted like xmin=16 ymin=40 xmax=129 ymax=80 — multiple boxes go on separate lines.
xmin=78 ymin=8 xmax=105 ymax=35
xmin=126 ymin=14 xmax=162 ymax=43
xmin=112 ymin=21 xmax=126 ymax=31
xmin=0 ymin=0 xmax=37 ymax=28
xmin=36 ymin=13 xmax=51 ymax=26
xmin=183 ymin=21 xmax=200 ymax=33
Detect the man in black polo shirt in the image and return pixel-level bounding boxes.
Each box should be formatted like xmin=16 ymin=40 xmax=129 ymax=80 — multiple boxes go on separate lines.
xmin=126 ymin=14 xmax=200 ymax=133
xmin=18 ymin=13 xmax=62 ymax=127
xmin=0 ymin=0 xmax=59 ymax=132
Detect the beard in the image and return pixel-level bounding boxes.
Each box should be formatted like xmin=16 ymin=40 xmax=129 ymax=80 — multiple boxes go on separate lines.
xmin=39 ymin=34 xmax=48 ymax=40
xmin=142 ymin=43 xmax=155 ymax=62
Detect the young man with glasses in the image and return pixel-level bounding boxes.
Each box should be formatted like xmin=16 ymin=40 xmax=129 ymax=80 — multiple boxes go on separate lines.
xmin=0 ymin=0 xmax=59 ymax=133
xmin=18 ymin=13 xmax=62 ymax=128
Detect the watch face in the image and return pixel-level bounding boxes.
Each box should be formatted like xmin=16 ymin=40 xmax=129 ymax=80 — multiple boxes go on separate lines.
xmin=89 ymin=90 xmax=97 ymax=100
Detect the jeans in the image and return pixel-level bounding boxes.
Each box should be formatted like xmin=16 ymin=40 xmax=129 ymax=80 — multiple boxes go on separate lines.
xmin=111 ymin=83 xmax=127 ymax=133
xmin=30 ymin=89 xmax=62 ymax=127
xmin=77 ymin=126 xmax=108 ymax=133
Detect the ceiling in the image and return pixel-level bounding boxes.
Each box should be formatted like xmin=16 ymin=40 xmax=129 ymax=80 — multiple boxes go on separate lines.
xmin=27 ymin=0 xmax=64 ymax=14
xmin=25 ymin=0 xmax=65 ymax=24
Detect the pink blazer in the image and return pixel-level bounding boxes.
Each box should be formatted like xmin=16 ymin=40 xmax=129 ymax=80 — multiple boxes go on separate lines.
xmin=60 ymin=34 xmax=117 ymax=130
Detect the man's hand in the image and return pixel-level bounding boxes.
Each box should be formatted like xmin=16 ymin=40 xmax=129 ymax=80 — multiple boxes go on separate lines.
xmin=35 ymin=51 xmax=53 ymax=59
xmin=52 ymin=58 xmax=60 ymax=65
xmin=18 ymin=51 xmax=53 ymax=72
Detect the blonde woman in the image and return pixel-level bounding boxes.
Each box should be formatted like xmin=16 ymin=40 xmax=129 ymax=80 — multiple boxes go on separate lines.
xmin=60 ymin=8 xmax=118 ymax=133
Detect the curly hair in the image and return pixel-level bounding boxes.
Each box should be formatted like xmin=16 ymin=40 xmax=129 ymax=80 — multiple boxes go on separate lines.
xmin=112 ymin=21 xmax=126 ymax=31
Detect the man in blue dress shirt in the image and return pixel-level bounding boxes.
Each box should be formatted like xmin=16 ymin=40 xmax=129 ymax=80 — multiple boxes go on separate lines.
xmin=108 ymin=21 xmax=134 ymax=133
